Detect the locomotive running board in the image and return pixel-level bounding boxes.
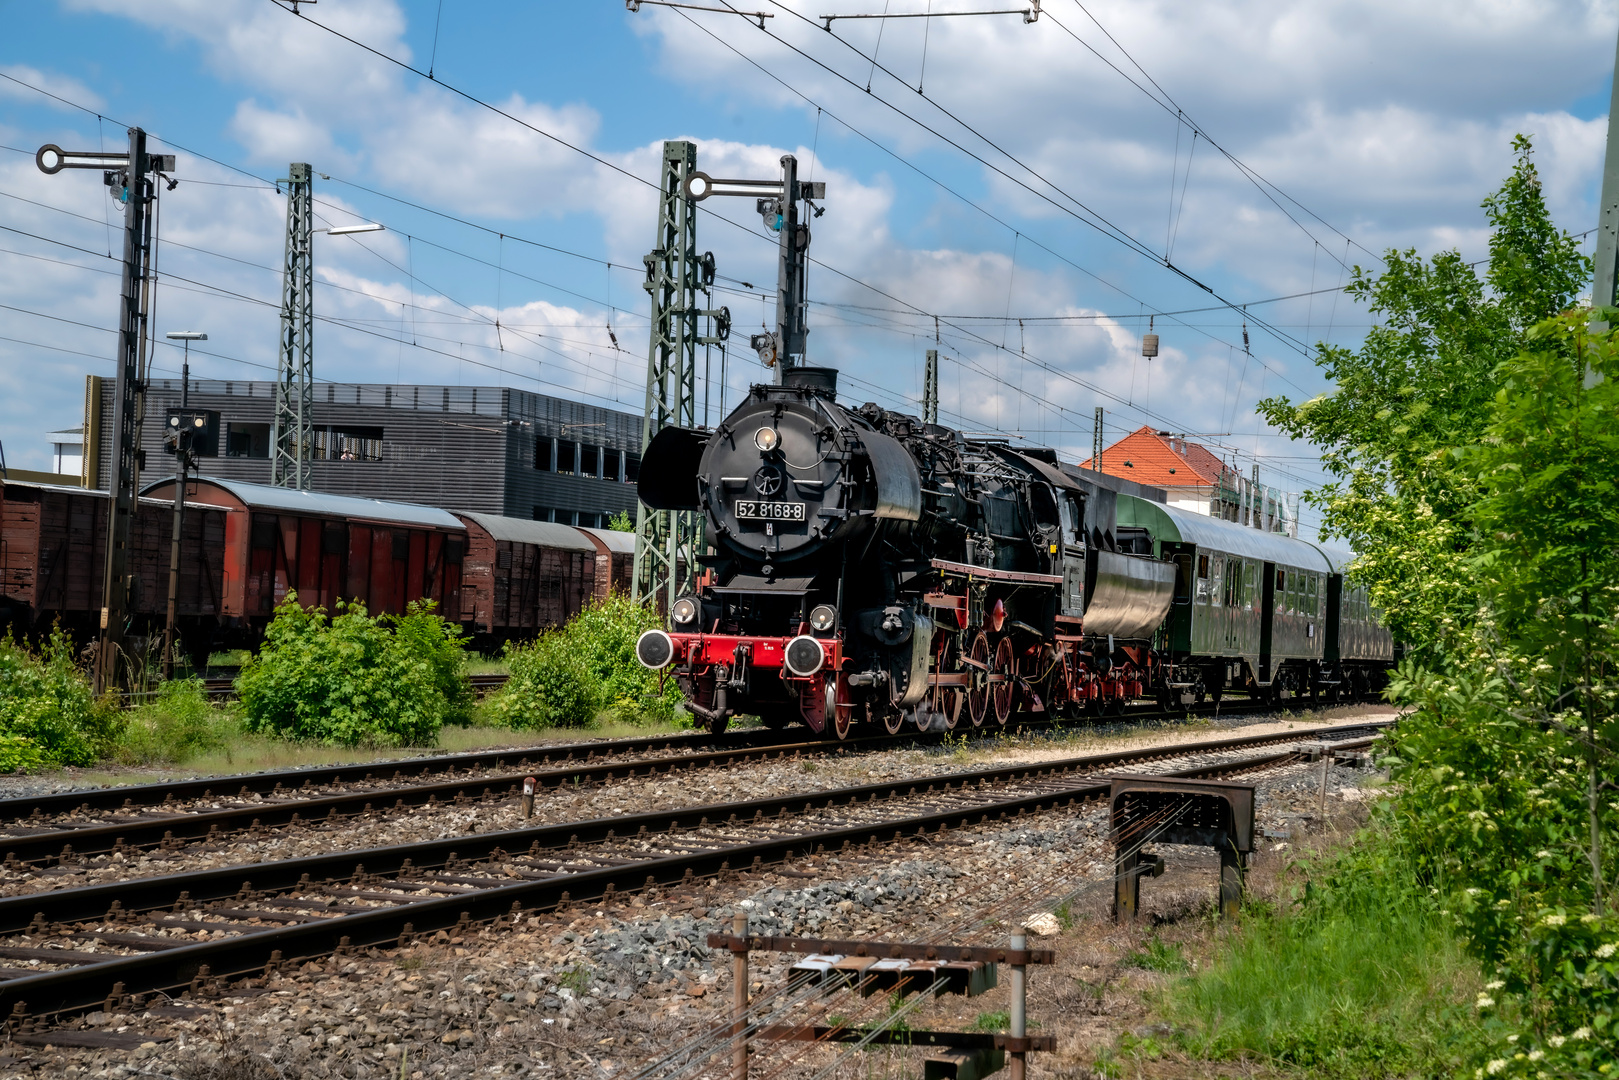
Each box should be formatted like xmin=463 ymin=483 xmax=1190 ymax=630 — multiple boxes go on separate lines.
xmin=931 ymin=559 xmax=1062 ymax=585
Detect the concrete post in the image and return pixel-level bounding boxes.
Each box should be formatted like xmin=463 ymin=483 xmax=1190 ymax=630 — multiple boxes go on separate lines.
xmin=1008 ymin=925 xmax=1027 ymax=1080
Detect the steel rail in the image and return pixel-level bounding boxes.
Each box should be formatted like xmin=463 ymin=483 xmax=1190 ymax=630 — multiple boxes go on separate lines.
xmin=0 ymin=694 xmax=1323 ymax=824
xmin=0 ymin=725 xmax=1385 ymax=1022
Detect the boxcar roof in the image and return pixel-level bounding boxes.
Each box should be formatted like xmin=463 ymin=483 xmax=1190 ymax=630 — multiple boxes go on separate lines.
xmin=146 ymin=477 xmax=465 ymax=531
xmin=577 ymin=526 xmax=635 ymax=554
xmin=455 ymin=512 xmax=596 ymax=551
xmin=1117 ymin=495 xmax=1334 ymax=571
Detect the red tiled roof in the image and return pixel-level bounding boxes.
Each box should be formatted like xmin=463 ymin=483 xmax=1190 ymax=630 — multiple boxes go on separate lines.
xmin=1077 ymin=426 xmax=1231 ymax=488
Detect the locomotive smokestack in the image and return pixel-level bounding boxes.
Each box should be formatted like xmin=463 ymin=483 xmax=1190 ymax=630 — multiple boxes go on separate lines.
xmin=782 ymin=366 xmax=838 ymax=397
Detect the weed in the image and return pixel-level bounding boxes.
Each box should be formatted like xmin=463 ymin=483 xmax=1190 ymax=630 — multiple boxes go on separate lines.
xmin=970 ymin=1011 xmax=1009 ymax=1032
xmin=801 ymin=760 xmax=817 ymax=773
xmin=395 ymin=954 xmax=425 ymax=971
xmin=1166 ymin=824 xmax=1487 ymax=1078
xmin=1052 ymin=899 xmax=1075 ymax=931
xmin=113 ymin=678 xmax=233 ymax=765
xmin=0 ymin=627 xmax=117 ymax=768
xmin=1122 ymin=936 xmax=1189 ymax=974
xmin=557 ymin=965 xmax=590 ymax=994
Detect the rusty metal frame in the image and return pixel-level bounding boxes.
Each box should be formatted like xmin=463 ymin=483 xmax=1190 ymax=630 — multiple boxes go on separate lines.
xmin=1108 ymin=774 xmax=1257 ymax=922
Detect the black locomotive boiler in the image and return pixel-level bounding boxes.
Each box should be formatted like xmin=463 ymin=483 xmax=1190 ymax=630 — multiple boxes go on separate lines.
xmin=633 ymin=366 xmax=1188 ymax=737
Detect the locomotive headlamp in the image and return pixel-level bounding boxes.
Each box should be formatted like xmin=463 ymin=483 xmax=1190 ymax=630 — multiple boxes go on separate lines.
xmin=784 ymin=634 xmax=826 ymax=677
xmin=635 ymin=628 xmax=676 ymax=670
xmin=809 ymin=605 xmax=837 ymax=632
xmin=754 ymin=426 xmax=780 ymax=452
xmin=671 ymin=596 xmax=699 ymax=625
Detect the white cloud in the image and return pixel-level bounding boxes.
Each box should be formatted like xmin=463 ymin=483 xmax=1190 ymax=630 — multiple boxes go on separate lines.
xmin=0 ymin=64 xmax=105 ymax=113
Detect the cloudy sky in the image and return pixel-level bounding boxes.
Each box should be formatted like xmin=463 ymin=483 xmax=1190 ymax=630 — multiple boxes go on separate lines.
xmin=2 ymin=0 xmax=1614 ymax=534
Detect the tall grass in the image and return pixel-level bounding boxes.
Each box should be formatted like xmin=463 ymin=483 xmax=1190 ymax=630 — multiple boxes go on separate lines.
xmin=1166 ymin=823 xmax=1488 ymax=1078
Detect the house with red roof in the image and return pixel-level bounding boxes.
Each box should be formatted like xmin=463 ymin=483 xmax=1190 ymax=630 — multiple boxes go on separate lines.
xmin=1078 ymin=426 xmax=1294 ymax=534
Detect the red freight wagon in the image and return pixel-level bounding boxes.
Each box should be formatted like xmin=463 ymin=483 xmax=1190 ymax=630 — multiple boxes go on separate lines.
xmin=142 ymin=477 xmax=466 ymax=634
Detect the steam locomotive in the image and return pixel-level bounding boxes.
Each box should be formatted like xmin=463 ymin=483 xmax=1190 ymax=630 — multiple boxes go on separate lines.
xmin=634 ymin=367 xmax=1391 ymax=737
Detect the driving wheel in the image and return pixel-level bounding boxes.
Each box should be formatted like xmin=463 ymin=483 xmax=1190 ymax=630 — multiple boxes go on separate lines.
xmin=965 ymin=630 xmax=990 ymax=727
xmin=991 ymin=636 xmax=1016 ymax=726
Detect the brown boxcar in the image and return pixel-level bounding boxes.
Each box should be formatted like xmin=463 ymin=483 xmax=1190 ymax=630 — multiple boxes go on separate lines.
xmin=577 ymin=526 xmax=635 ymax=598
xmin=453 ymin=513 xmax=599 ymax=646
xmin=142 ymin=477 xmax=466 ymax=636
xmin=0 ymin=479 xmax=229 ymax=657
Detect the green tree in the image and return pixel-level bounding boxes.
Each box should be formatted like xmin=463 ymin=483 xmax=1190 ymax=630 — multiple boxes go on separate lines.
xmin=1385 ymin=313 xmax=1617 ymax=1075
xmin=1258 ymin=135 xmax=1590 ymax=658
xmin=606 ymin=509 xmax=634 ymax=532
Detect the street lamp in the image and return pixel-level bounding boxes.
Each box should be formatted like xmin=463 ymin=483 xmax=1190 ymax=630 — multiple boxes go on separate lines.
xmin=165 ymin=331 xmax=206 ymax=407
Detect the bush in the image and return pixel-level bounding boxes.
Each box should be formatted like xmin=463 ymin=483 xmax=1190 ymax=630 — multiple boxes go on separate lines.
xmin=115 ymin=678 xmax=231 ymax=765
xmin=235 ymin=596 xmax=469 ymax=747
xmin=0 ymin=627 xmax=116 ymax=768
xmin=487 ymin=595 xmax=684 ymax=729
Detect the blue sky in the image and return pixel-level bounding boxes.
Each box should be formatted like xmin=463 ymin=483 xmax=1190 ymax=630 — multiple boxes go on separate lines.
xmin=3 ymin=0 xmax=1616 ymax=535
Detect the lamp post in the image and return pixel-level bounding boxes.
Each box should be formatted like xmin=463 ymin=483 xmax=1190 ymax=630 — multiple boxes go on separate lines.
xmin=161 ymin=331 xmax=206 ymax=680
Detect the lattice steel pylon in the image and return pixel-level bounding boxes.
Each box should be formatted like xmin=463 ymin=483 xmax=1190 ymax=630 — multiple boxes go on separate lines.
xmin=632 ymin=142 xmax=707 ymax=608
xmin=272 ymin=162 xmax=314 ymax=489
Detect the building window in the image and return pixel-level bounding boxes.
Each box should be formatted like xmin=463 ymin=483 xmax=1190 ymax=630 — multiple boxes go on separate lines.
xmin=535 ymin=438 xmax=554 ymax=471
xmin=315 ymin=426 xmax=383 ymax=462
xmin=603 ymin=448 xmax=621 ymax=482
xmin=625 ymin=451 xmax=641 ymax=483
xmin=531 ymin=506 xmax=553 ymax=523
xmin=556 ymin=439 xmax=578 ymax=476
xmin=579 ymin=444 xmax=600 ymax=478
xmin=225 ymin=422 xmax=271 ymax=459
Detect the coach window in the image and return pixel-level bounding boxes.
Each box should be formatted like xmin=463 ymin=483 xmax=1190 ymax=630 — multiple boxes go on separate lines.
xmin=1172 ymin=553 xmax=1193 ymax=604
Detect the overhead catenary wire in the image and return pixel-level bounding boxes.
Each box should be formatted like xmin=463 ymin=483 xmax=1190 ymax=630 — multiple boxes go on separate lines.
xmin=0 ymin=63 xmax=1328 ymax=497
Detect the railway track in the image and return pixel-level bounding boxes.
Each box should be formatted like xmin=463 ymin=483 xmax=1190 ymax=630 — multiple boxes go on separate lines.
xmin=0 ymin=698 xmax=1328 ymax=866
xmin=0 ymin=721 xmax=1386 ymax=1026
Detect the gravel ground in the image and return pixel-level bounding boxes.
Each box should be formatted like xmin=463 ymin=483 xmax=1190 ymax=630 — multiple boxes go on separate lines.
xmin=0 ymin=710 xmax=1389 ymax=900
xmin=0 ymin=731 xmax=1394 ymax=1079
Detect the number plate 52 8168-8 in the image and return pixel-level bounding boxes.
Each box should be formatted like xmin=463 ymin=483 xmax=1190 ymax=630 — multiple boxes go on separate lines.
xmin=735 ymin=501 xmax=806 ymax=521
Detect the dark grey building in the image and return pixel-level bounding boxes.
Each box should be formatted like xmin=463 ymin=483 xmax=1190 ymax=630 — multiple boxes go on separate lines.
xmin=88 ymin=378 xmax=642 ymax=526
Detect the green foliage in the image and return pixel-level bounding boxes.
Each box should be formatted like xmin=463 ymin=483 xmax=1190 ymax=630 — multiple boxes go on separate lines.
xmin=0 ymin=627 xmax=116 ymax=768
xmin=390 ymin=603 xmax=474 ymax=726
xmin=970 ymin=1011 xmax=1010 ymax=1032
xmin=1122 ymin=936 xmax=1188 ymax=974
xmin=1257 ymin=135 xmax=1591 ymax=658
xmin=1245 ymin=135 xmax=1616 ymax=1077
xmin=606 ymin=509 xmax=633 ymax=532
xmin=1377 ymin=314 xmax=1619 ymax=1077
xmin=486 ymin=595 xmax=684 ymax=729
xmin=1170 ymin=822 xmax=1486 ymax=1078
xmin=235 ymin=596 xmax=469 ymax=747
xmin=114 ymin=678 xmax=232 ymax=765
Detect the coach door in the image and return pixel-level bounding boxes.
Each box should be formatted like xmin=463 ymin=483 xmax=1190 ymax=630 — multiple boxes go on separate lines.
xmin=1221 ymin=556 xmax=1243 ymax=652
